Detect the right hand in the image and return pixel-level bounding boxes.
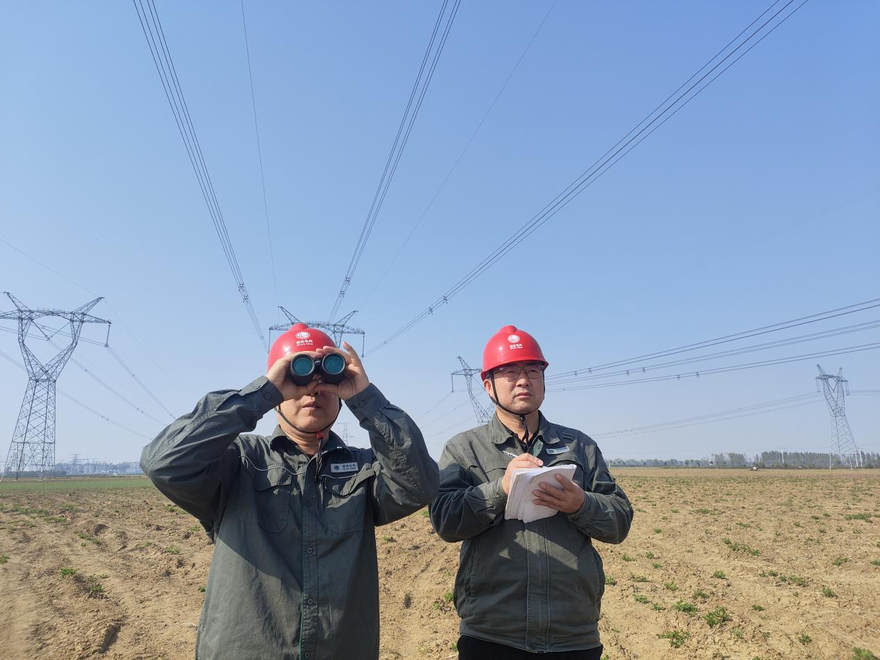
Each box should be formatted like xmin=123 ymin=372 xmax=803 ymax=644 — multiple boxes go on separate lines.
xmin=266 ymin=353 xmax=320 ymax=402
xmin=502 ymin=453 xmax=543 ymax=495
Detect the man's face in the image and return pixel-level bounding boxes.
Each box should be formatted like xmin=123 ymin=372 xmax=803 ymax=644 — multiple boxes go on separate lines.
xmin=483 ymin=360 xmax=545 ymax=413
xmin=276 ymin=351 xmax=340 ymax=434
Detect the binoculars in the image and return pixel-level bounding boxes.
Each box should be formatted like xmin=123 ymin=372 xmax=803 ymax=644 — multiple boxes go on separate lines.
xmin=289 ymin=353 xmax=347 ymax=386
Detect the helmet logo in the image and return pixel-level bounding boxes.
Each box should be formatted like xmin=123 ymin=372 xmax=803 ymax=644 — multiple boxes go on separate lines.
xmin=507 ymin=334 xmax=520 ymax=343
xmin=295 ymin=331 xmax=310 ymax=339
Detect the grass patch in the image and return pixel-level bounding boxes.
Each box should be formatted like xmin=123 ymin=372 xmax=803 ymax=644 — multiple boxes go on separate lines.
xmin=664 ymin=581 xmax=678 ymax=591
xmin=692 ymin=589 xmax=709 ymax=600
xmin=645 ymin=551 xmax=655 ymax=559
xmin=752 ymin=604 xmax=765 ymax=611
xmin=712 ymin=570 xmax=726 ymax=579
xmin=622 ymin=554 xmax=635 ymax=562
xmin=0 ymin=555 xmax=8 ymax=565
xmin=704 ymin=606 xmax=731 ymax=627
xmin=832 ymin=556 xmax=849 ymax=567
xmin=633 ymin=594 xmax=649 ymax=604
xmin=604 ymin=575 xmax=617 ymax=586
xmin=658 ymin=630 xmax=688 ymax=648
xmin=798 ymin=633 xmax=812 ymax=645
xmin=822 ymin=587 xmax=837 ymax=598
xmin=60 ymin=567 xmax=77 ymax=577
xmin=630 ymin=574 xmax=648 ymax=583
xmin=844 ymin=513 xmax=872 ymax=522
xmin=164 ymin=546 xmax=181 ymax=555
xmin=852 ymin=649 xmax=877 ymax=660
xmin=673 ymin=600 xmax=698 ymax=614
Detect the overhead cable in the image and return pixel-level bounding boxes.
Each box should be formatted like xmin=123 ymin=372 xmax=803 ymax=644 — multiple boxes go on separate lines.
xmin=548 ymin=343 xmax=880 ymax=392
xmin=0 ymin=348 xmax=151 ymax=440
xmin=592 ymin=393 xmax=819 ymax=437
xmin=328 ymin=0 xmax=462 ymax=321
xmin=364 ymin=0 xmax=559 ymax=301
xmin=239 ymin=0 xmax=280 ymax=315
xmin=548 ymin=297 xmax=880 ymax=380
xmin=0 ymin=238 xmax=169 ymax=376
xmin=369 ymin=0 xmax=810 ymax=353
xmin=550 ymin=318 xmax=880 ymax=385
xmin=133 ymin=0 xmax=267 ymax=349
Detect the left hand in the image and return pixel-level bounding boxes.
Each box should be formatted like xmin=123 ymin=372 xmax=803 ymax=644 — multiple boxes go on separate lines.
xmin=313 ymin=342 xmax=370 ymax=401
xmin=532 ymin=474 xmax=586 ymax=514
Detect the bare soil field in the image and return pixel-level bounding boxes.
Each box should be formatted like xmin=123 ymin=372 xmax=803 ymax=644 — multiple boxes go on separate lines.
xmin=1 ymin=468 xmax=878 ymax=659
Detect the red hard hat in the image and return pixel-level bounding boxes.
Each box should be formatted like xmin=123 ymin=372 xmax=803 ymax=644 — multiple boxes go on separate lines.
xmin=267 ymin=323 xmax=336 ymax=370
xmin=481 ymin=325 xmax=548 ymax=380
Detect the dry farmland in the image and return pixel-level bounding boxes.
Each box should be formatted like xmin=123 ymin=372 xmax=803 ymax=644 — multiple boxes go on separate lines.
xmin=1 ymin=468 xmax=878 ymax=659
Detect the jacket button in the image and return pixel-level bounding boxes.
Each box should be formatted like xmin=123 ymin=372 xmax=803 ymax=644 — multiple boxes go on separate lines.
xmin=307 ymin=598 xmax=315 ymax=606
xmin=307 ymin=547 xmax=314 ymax=554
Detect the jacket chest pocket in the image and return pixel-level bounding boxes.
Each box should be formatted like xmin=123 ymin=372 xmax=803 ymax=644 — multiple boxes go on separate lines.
xmin=545 ymin=454 xmax=589 ymax=491
xmin=319 ymin=468 xmax=373 ymax=534
xmin=238 ymin=466 xmax=294 ymax=533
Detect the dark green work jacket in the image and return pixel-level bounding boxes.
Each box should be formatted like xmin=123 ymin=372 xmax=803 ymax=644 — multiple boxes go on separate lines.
xmin=429 ymin=413 xmax=632 ymax=653
xmin=141 ymin=378 xmax=438 ymax=660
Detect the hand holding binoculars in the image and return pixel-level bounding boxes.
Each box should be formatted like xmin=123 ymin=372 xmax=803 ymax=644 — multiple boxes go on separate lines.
xmin=289 ymin=352 xmax=347 ymax=386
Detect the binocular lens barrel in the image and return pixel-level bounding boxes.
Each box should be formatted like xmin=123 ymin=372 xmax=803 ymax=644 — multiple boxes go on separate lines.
xmin=289 ymin=353 xmax=347 ymax=385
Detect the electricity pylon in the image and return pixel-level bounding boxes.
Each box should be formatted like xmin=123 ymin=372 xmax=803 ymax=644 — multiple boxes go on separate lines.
xmin=451 ymin=356 xmax=493 ymax=425
xmin=816 ymin=365 xmax=862 ymax=469
xmin=1 ymin=293 xmax=110 ymax=480
xmin=270 ymin=307 xmax=365 ymax=355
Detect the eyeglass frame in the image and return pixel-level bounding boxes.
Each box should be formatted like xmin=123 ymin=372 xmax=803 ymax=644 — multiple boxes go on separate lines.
xmin=492 ymin=363 xmax=546 ymax=382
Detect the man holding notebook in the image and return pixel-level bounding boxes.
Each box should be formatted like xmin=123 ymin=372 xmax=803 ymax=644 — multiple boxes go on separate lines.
xmin=430 ymin=325 xmax=633 ymax=659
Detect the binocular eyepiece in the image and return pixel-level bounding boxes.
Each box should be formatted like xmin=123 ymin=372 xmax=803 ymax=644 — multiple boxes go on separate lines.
xmin=289 ymin=353 xmax=347 ymax=386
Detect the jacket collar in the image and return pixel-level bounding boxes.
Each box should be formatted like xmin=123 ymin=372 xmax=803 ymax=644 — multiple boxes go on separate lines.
xmin=270 ymin=427 xmax=346 ymax=455
xmin=488 ymin=411 xmax=563 ymax=445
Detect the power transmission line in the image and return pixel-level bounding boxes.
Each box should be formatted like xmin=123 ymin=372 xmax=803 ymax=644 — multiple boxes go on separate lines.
xmin=548 ymin=343 xmax=880 ymax=392
xmin=0 ymin=347 xmax=152 ymax=441
xmin=1 ymin=318 xmax=175 ymax=418
xmin=369 ymin=0 xmax=810 ymax=353
xmin=133 ymin=0 xmax=267 ymax=349
xmin=548 ymin=297 xmax=880 ymax=381
xmin=239 ymin=0 xmax=280 ymax=316
xmin=592 ymin=393 xmax=820 ymax=438
xmin=0 ymin=238 xmax=169 ymax=377
xmin=550 ymin=319 xmax=880 ymax=386
xmin=363 ymin=0 xmax=559 ymax=303
xmin=328 ymin=0 xmax=462 ymax=321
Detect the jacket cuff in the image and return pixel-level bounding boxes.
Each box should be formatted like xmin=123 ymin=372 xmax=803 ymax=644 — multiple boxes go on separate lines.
xmin=568 ymin=491 xmax=601 ymax=526
xmin=345 ymin=383 xmax=388 ymax=420
xmin=242 ymin=377 xmax=284 ymax=415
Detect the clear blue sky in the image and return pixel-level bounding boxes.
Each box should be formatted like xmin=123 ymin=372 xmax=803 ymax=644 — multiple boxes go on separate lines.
xmin=1 ymin=1 xmax=877 ymax=464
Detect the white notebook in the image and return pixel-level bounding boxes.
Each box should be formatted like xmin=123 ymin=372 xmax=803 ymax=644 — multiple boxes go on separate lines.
xmin=504 ymin=464 xmax=577 ymax=523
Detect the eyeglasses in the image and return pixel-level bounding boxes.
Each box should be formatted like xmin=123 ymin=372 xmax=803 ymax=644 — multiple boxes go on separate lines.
xmin=494 ymin=364 xmax=545 ymax=382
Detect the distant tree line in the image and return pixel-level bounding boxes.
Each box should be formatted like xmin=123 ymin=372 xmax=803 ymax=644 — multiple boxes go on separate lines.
xmin=608 ymin=451 xmax=880 ymax=469
xmin=54 ymin=460 xmax=143 ymax=475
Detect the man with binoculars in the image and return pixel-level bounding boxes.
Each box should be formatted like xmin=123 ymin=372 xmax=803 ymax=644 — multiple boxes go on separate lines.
xmin=141 ymin=323 xmax=438 ymax=660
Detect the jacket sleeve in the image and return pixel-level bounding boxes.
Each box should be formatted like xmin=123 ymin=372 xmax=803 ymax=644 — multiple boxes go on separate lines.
xmin=140 ymin=377 xmax=283 ymax=524
xmin=429 ymin=442 xmax=507 ymax=542
xmin=346 ymin=384 xmax=439 ymax=526
xmin=567 ymin=441 xmax=633 ymax=544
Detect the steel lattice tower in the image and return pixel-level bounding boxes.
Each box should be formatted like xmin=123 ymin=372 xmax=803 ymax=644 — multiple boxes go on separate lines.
xmin=270 ymin=307 xmax=366 ymax=355
xmin=452 ymin=356 xmax=493 ymax=425
xmin=1 ymin=293 xmax=110 ymax=480
xmin=815 ymin=364 xmax=862 ymax=469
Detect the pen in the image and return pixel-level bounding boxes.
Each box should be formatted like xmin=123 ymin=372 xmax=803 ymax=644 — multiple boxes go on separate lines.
xmin=503 ymin=450 xmax=518 ymax=459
